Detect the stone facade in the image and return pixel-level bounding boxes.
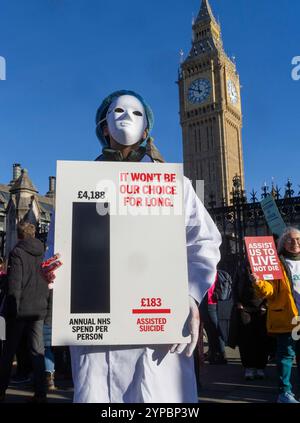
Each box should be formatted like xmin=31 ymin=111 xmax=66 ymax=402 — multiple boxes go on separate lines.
xmin=0 ymin=163 xmax=55 ymax=257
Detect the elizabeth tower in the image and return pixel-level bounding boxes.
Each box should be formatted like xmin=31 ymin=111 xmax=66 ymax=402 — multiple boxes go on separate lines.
xmin=178 ymin=0 xmax=245 ymax=207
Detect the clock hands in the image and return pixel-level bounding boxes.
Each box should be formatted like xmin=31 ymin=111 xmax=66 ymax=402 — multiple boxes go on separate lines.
xmin=227 ymin=80 xmax=238 ymax=104
xmin=188 ymin=79 xmax=211 ymax=104
xmin=190 ymin=87 xmax=204 ymax=96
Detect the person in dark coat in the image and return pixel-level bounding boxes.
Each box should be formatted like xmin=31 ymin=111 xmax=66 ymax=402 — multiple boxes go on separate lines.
xmin=199 ymin=272 xmax=229 ymax=364
xmin=0 ymin=257 xmax=7 ymax=355
xmin=230 ymin=261 xmax=270 ymax=380
xmin=0 ymin=221 xmax=50 ymax=402
xmin=0 ymin=257 xmax=6 ymax=311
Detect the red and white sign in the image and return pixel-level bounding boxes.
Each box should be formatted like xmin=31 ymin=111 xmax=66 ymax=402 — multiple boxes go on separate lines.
xmin=245 ymin=236 xmax=283 ymax=281
xmin=52 ymin=161 xmax=190 ymax=346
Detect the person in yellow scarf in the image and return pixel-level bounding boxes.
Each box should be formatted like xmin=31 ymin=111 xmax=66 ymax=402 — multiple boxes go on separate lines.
xmin=252 ymin=227 xmax=300 ymax=403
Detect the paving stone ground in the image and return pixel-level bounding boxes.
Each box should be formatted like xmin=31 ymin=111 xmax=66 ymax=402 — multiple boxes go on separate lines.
xmin=198 ymin=346 xmax=299 ymax=403
xmin=3 ymin=346 xmax=300 ymax=403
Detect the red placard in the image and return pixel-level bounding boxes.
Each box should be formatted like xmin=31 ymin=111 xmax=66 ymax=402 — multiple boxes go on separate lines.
xmin=244 ymin=236 xmax=283 ymax=281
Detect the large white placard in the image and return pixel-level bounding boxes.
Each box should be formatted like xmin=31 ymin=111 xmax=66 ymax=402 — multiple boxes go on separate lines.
xmin=52 ymin=161 xmax=190 ymax=345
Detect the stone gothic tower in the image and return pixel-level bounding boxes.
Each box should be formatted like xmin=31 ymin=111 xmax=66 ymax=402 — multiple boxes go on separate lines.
xmin=178 ymin=0 xmax=245 ymax=207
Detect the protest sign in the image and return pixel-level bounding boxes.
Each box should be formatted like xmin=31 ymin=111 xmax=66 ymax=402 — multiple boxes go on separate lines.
xmin=260 ymin=195 xmax=286 ymax=237
xmin=52 ymin=161 xmax=190 ymax=346
xmin=245 ymin=236 xmax=283 ymax=280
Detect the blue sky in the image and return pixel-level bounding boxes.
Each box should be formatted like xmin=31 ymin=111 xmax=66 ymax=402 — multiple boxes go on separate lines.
xmin=0 ymin=0 xmax=299 ymax=199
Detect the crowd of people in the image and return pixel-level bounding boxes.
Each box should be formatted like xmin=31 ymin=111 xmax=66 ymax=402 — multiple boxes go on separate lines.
xmin=2 ymin=226 xmax=300 ymax=403
xmin=200 ymin=226 xmax=300 ymax=403
xmin=0 ymin=90 xmax=299 ymax=404
xmin=1 ymin=227 xmax=300 ymax=405
xmin=0 ymin=223 xmax=71 ymax=403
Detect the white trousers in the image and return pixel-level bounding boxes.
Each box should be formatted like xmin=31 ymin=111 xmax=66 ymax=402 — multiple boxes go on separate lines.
xmin=70 ymin=345 xmax=198 ymax=403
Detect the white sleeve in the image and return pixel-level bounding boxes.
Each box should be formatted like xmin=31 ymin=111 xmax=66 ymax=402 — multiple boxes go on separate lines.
xmin=184 ymin=177 xmax=221 ymax=304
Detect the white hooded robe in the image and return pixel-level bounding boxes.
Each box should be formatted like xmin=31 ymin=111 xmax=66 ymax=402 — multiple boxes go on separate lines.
xmin=66 ymin=177 xmax=222 ymax=403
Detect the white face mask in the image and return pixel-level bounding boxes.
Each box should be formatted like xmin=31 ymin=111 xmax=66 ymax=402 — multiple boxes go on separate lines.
xmin=106 ymin=95 xmax=147 ymax=146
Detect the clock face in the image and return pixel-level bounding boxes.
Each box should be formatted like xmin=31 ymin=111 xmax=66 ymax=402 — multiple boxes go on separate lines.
xmin=227 ymin=79 xmax=238 ymax=105
xmin=188 ymin=79 xmax=211 ymax=104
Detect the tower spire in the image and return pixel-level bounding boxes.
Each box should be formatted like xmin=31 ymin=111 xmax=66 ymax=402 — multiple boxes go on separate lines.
xmin=178 ymin=0 xmax=244 ymax=207
xmin=187 ymin=0 xmax=222 ymax=60
xmin=196 ymin=0 xmax=217 ymax=24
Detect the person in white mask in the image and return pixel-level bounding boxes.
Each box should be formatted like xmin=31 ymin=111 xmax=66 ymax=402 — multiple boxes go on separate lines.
xmin=105 ymin=94 xmax=148 ymax=147
xmin=47 ymin=90 xmax=221 ymax=403
xmin=95 ymin=90 xmax=163 ymax=163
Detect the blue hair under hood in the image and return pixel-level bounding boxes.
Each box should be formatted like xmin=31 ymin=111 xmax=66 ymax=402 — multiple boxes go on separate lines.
xmin=95 ymin=90 xmax=154 ymax=147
